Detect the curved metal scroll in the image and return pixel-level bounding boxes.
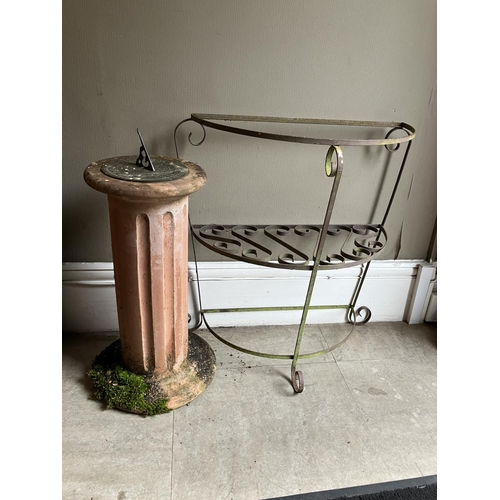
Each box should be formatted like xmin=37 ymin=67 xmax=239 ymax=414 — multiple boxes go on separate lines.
xmin=192 ymin=223 xmax=388 ymax=270
xmin=173 ymin=118 xmax=207 ymax=158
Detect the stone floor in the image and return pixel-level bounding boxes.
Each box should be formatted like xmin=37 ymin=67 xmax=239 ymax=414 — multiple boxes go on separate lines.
xmin=62 ymin=321 xmax=437 ymax=500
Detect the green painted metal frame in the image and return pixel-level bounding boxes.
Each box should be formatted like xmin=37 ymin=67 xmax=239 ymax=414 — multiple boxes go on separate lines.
xmin=174 ymin=114 xmax=415 ymax=393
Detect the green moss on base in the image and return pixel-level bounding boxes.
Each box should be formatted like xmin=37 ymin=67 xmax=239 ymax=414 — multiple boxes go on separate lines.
xmin=87 ymin=340 xmax=171 ymax=416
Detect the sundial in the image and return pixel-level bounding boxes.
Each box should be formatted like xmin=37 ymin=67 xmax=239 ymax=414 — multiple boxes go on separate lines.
xmin=100 ymin=129 xmax=189 ymax=183
xmin=84 ymin=136 xmax=214 ymax=415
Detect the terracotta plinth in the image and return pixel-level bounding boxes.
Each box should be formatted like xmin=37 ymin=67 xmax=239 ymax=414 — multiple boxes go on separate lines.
xmin=84 ymin=155 xmax=215 ymax=411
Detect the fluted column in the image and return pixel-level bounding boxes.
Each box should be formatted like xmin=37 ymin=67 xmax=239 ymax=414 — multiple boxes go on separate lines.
xmin=84 ymin=156 xmax=215 ymax=411
xmin=108 ymin=194 xmax=189 ymax=375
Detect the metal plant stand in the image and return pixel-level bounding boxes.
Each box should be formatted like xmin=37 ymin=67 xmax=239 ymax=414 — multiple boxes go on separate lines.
xmin=174 ymin=114 xmax=416 ymax=393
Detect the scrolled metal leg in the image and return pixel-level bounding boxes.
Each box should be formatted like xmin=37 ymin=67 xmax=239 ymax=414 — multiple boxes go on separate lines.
xmin=288 ymin=145 xmax=345 ymax=394
xmin=291 ymin=368 xmax=304 ymax=393
xmin=347 ymin=305 xmax=372 ymax=325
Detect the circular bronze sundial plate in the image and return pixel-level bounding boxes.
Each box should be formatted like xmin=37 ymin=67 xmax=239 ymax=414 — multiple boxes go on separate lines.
xmin=101 ymin=156 xmax=189 ymax=183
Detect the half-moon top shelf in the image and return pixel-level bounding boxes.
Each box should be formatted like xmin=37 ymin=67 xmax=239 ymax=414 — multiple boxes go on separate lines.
xmin=190 ymin=113 xmax=416 ymax=147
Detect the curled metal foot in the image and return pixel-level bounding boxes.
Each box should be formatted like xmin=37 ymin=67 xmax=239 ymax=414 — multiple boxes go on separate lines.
xmin=347 ymin=306 xmax=372 ymax=325
xmin=292 ymin=369 xmax=304 ymax=393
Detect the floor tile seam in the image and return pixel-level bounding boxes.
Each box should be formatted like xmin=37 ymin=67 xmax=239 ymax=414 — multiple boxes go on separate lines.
xmin=329 ymin=348 xmax=435 ymax=363
xmin=211 ymin=352 xmax=337 ymax=362
xmin=200 ymin=323 xmax=328 ymax=337
xmin=196 ymin=330 xmax=328 ymax=344
xmin=170 ymin=412 xmax=175 ymax=500
xmin=334 ymin=356 xmax=423 ymax=364
xmin=316 ymin=324 xmax=436 ymax=343
xmin=352 ymin=427 xmax=435 ymax=477
xmin=361 ymin=417 xmax=438 ymax=434
xmin=415 ymin=462 xmax=425 ymax=476
xmin=209 ymin=329 xmax=343 ymax=369
xmin=325 ymin=355 xmax=372 ymax=422
xmin=401 ymin=358 xmax=438 ymax=376
xmin=336 ymin=357 xmax=437 ymax=388
xmin=342 ymin=387 xmax=438 ymax=411
xmin=379 ymin=455 xmax=398 ymax=480
xmin=317 ymin=326 xmax=413 ymax=365
xmin=214 ymin=358 xmax=338 ymax=371
xmin=206 ymin=342 xmax=333 ymax=357
xmin=317 ymin=323 xmax=339 ymax=363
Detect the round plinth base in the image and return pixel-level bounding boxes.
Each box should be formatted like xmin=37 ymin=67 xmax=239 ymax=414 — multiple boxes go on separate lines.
xmin=87 ymin=333 xmax=216 ymax=416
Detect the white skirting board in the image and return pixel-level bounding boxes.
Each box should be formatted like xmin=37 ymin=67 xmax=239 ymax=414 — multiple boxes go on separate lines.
xmin=62 ymin=260 xmax=437 ymax=333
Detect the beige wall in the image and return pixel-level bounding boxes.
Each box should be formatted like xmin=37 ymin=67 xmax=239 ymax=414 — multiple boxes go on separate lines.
xmin=63 ymin=0 xmax=436 ymax=263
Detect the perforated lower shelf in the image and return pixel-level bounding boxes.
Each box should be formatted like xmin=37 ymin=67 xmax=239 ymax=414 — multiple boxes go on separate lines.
xmin=192 ymin=223 xmax=387 ymax=270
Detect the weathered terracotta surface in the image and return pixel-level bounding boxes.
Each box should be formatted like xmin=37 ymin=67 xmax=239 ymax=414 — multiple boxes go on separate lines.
xmin=84 ymin=156 xmax=207 ymax=376
xmin=160 ymin=332 xmax=216 ymax=410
